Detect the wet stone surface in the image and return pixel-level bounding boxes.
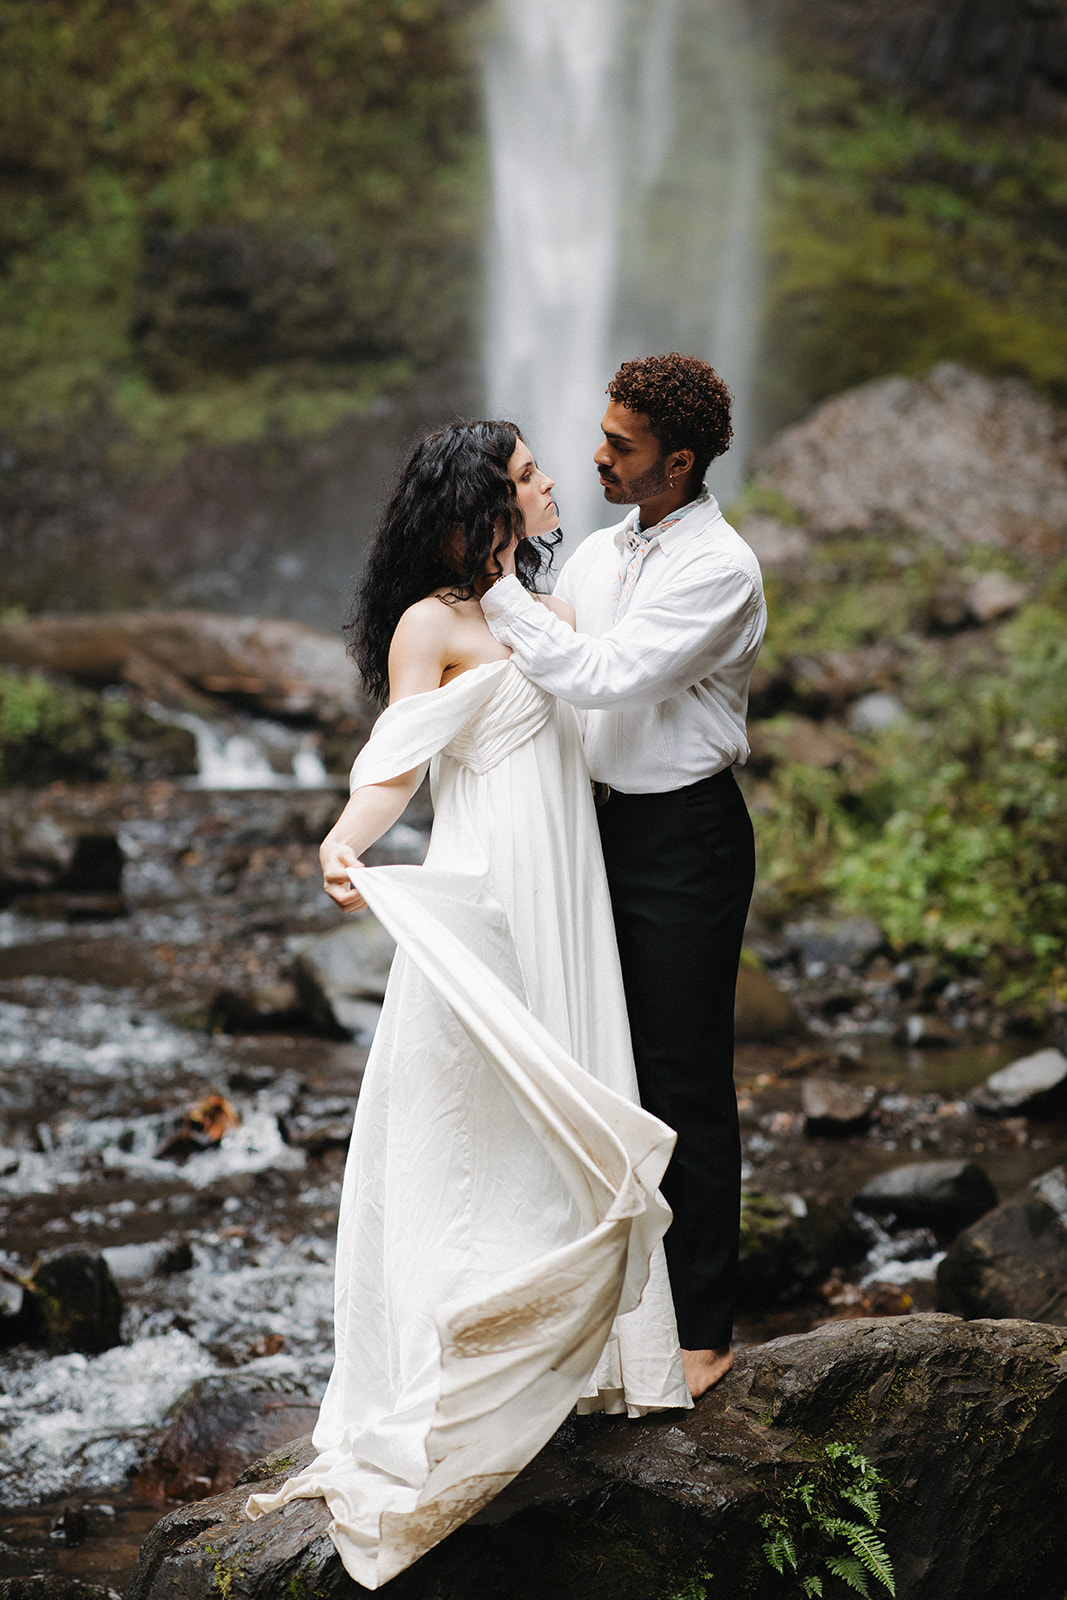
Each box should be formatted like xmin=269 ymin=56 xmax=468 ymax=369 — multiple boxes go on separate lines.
xmin=0 ymin=781 xmax=1065 ymax=1590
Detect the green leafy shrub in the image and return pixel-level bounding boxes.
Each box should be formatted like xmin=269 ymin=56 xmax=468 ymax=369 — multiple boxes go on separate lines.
xmin=760 ymin=1440 xmax=895 ymax=1598
xmin=0 ymin=669 xmax=197 ymax=786
xmin=750 ymin=561 xmax=1067 ymax=1016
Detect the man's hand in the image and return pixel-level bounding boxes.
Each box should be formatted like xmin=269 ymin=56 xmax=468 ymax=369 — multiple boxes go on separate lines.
xmin=321 ymin=841 xmax=368 ymax=913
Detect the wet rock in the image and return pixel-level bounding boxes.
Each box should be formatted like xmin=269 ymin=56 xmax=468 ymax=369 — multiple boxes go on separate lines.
xmin=136 ymin=1375 xmax=321 ymax=1505
xmin=783 ymin=913 xmax=884 ymax=971
xmin=734 ymin=964 xmax=805 ymax=1042
xmin=973 ymin=1046 xmax=1067 ymax=1117
xmin=0 ymin=611 xmax=368 ymax=724
xmin=965 ymin=570 xmax=1030 ymax=623
xmin=124 ymin=1314 xmax=1067 ymax=1600
xmin=735 ymin=513 xmax=809 ymax=568
xmin=748 ymin=713 xmax=854 ymax=771
xmin=846 ymin=690 xmax=906 ymax=733
xmin=101 ymin=1239 xmax=194 ymax=1286
xmin=283 ymin=1096 xmax=357 ymax=1158
xmin=24 ymin=1250 xmax=123 ymax=1355
xmin=899 ymin=1012 xmax=963 ymax=1048
xmin=754 ymin=363 xmax=1067 ymax=559
xmin=802 ymin=1077 xmax=876 ymax=1135
xmin=750 ymin=641 xmax=901 ymax=719
xmin=0 ymin=1581 xmax=120 ymax=1599
xmin=292 ymin=917 xmax=396 ymax=1039
xmin=938 ymin=1164 xmax=1067 ymax=1323
xmin=738 ymin=1190 xmax=865 ymax=1307
xmin=0 ymin=1268 xmax=33 ymax=1350
xmin=207 ymin=980 xmax=305 ymax=1035
xmin=855 ymin=1159 xmax=998 ymax=1238
xmin=50 ymin=1505 xmax=90 ymax=1544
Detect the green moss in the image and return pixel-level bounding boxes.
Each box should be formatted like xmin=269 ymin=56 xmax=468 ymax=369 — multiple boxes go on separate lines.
xmin=0 ymin=0 xmax=481 ymax=474
xmin=749 ymin=552 xmax=1067 ymax=1016
xmin=211 ymin=1552 xmax=246 ymax=1600
xmin=0 ymin=669 xmax=197 ymax=786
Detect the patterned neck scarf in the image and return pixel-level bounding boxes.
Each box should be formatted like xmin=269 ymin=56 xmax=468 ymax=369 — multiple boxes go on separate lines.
xmin=611 ymin=484 xmax=710 ymax=619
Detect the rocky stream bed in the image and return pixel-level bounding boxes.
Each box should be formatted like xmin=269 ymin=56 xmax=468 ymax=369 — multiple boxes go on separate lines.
xmin=1 ymin=770 xmax=1067 ymax=1597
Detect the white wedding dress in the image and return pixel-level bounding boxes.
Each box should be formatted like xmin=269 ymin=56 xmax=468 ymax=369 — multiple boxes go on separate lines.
xmin=246 ymin=658 xmax=689 ymax=1588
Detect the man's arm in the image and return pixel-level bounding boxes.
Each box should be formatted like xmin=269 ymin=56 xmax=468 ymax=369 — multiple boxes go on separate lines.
xmin=481 ymin=568 xmax=762 ymax=709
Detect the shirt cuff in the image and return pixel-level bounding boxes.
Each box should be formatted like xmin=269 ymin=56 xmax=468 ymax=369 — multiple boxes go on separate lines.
xmin=480 ymin=573 xmax=542 ymax=639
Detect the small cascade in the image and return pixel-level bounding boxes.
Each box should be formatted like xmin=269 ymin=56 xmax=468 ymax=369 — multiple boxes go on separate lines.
xmin=484 ymin=0 xmax=766 ymax=546
xmin=174 ymin=714 xmax=332 ymax=790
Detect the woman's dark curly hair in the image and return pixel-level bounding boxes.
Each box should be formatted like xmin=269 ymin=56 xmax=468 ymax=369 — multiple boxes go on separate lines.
xmin=607 ymin=353 xmax=733 ymax=481
xmin=346 ymin=419 xmax=560 ymax=704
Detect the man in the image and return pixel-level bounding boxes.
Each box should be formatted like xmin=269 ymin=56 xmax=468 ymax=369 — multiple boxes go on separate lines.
xmin=481 ymin=352 xmax=765 ymax=1397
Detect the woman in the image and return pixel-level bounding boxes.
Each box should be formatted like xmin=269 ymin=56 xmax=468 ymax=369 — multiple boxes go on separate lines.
xmin=246 ymin=421 xmax=688 ymax=1588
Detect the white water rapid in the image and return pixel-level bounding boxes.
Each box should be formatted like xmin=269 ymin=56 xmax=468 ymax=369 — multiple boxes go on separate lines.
xmin=484 ymin=0 xmax=764 ymax=550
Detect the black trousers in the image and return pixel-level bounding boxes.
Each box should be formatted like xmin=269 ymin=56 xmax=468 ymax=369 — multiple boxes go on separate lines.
xmin=596 ymin=768 xmax=754 ymax=1350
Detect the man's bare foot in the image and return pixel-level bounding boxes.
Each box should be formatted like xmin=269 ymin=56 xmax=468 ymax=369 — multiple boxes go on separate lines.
xmin=682 ymin=1345 xmax=734 ymax=1399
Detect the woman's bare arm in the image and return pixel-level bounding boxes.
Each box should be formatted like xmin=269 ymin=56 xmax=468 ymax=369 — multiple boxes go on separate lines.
xmin=320 ymin=602 xmax=454 ymax=912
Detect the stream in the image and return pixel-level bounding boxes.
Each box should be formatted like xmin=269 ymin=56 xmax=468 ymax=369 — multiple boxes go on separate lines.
xmin=1 ymin=771 xmax=1064 ymax=1591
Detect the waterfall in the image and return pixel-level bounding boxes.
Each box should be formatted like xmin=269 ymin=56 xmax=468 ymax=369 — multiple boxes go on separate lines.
xmin=484 ymin=0 xmax=764 ymax=550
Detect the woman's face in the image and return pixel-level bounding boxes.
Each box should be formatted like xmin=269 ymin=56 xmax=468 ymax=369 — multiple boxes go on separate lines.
xmin=507 ymin=438 xmax=558 ymax=541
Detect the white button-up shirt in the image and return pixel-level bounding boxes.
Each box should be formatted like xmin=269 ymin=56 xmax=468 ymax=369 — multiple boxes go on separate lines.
xmin=481 ymin=490 xmax=766 ymax=793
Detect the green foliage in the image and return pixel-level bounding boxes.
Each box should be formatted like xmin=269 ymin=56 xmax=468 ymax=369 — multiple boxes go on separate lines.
xmin=0 ymin=0 xmax=480 ymax=467
xmin=666 ymin=1571 xmax=713 ymax=1600
xmin=751 ymin=556 xmax=1067 ymax=1016
xmin=762 ymin=61 xmax=1067 ymax=428
xmin=760 ymin=1441 xmax=895 ymax=1599
xmin=0 ymin=669 xmax=197 ymax=786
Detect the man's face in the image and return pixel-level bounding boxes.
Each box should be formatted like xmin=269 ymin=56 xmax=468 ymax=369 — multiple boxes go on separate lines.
xmin=593 ymin=401 xmax=667 ymax=506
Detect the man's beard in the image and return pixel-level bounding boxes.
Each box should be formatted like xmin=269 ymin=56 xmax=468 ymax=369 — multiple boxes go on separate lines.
xmin=603 ymin=456 xmax=668 ymax=504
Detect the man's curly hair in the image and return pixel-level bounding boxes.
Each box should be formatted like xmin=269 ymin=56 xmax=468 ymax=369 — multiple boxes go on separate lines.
xmin=607 ymin=353 xmax=733 ymax=481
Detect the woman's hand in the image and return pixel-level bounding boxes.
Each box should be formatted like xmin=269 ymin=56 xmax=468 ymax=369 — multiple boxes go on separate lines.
xmin=321 ymin=840 xmax=368 ymax=913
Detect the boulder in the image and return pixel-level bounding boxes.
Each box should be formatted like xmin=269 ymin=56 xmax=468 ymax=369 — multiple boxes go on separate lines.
xmin=855 ymin=1160 xmax=998 ymax=1238
xmin=735 ymin=513 xmax=810 ymax=568
xmin=938 ymin=1164 xmax=1067 ymax=1323
xmin=101 ymin=1239 xmax=193 ymax=1286
xmin=123 ymin=1315 xmax=1067 ymax=1600
xmin=292 ymin=918 xmax=396 ymax=1040
xmin=965 ymin=570 xmax=1030 ymax=623
xmin=0 ymin=1582 xmax=120 ymax=1600
xmin=846 ymin=690 xmax=906 ymax=733
xmin=899 ymin=1012 xmax=963 ymax=1048
xmin=747 ymin=713 xmax=855 ymax=771
xmin=23 ymin=1249 xmax=123 ymax=1355
xmin=973 ymin=1046 xmax=1067 ymax=1117
xmin=136 ymin=1375 xmax=321 ymax=1505
xmin=783 ymin=913 xmax=885 ymax=972
xmin=754 ymin=364 xmax=1067 ymax=560
xmin=0 ymin=612 xmax=369 ymax=724
xmin=734 ymin=963 xmax=805 ymax=1042
xmin=802 ymin=1077 xmax=876 ymax=1135
xmin=738 ymin=1190 xmax=865 ymax=1306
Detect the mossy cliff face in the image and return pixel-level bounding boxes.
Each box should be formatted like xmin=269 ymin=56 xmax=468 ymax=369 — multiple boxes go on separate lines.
xmin=758 ymin=0 xmax=1067 ymax=432
xmin=0 ymin=0 xmax=480 ymax=472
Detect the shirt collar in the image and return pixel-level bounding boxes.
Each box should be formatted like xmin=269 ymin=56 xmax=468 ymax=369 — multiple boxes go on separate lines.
xmin=611 ymin=484 xmax=718 ymax=555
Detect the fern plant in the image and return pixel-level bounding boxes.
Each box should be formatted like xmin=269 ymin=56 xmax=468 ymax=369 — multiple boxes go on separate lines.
xmin=759 ymin=1441 xmax=895 ymax=1597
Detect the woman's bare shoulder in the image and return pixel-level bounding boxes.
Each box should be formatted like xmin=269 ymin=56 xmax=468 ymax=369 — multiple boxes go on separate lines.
xmin=393 ymin=593 xmax=462 ymax=641
xmin=536 ymin=593 xmax=576 ymax=629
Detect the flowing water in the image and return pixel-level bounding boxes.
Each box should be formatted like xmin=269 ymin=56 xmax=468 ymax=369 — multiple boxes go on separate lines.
xmin=1 ymin=771 xmax=1065 ymax=1588
xmin=484 ymin=0 xmax=766 ymax=549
